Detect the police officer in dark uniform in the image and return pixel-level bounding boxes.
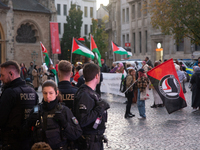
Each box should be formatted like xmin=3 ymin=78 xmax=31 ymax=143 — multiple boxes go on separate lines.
xmin=26 ymin=80 xmax=82 ymax=149
xmin=57 ymin=60 xmax=77 ymax=112
xmin=74 ymin=63 xmax=110 ymax=150
xmin=0 ymin=60 xmax=38 ymax=150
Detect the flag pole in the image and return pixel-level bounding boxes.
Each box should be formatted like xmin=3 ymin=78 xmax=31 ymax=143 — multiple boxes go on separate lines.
xmin=71 ymin=38 xmax=73 ymax=63
xmin=40 ymin=42 xmax=44 ymax=64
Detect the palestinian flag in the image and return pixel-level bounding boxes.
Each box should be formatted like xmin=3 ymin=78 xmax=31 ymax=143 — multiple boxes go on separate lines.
xmin=127 ymin=51 xmax=132 ymax=57
xmin=72 ymin=38 xmax=94 ymax=59
xmin=147 ymin=59 xmax=187 ymax=114
xmin=90 ymin=35 xmax=102 ymax=67
xmin=40 ymin=42 xmax=50 ymax=67
xmin=49 ymin=58 xmax=57 ymax=76
xmin=111 ymin=42 xmax=128 ymax=55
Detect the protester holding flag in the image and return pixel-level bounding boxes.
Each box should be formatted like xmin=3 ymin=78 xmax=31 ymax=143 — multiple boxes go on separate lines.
xmin=190 ymin=66 xmax=200 ymax=110
xmin=137 ymin=68 xmax=149 ymax=119
xmin=124 ymin=69 xmax=136 ymax=118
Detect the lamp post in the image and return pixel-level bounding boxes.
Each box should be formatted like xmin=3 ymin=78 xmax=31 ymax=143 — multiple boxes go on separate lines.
xmin=31 ymin=51 xmax=38 ymax=64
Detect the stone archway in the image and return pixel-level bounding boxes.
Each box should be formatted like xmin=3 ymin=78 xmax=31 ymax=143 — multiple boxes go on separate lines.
xmin=0 ymin=23 xmax=5 ymax=63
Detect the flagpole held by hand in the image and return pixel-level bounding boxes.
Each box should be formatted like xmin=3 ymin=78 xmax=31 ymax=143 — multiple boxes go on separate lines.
xmin=123 ymin=80 xmax=138 ymax=94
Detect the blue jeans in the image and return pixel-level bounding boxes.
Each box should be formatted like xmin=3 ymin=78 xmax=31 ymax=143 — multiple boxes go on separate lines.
xmin=137 ymin=89 xmax=146 ymax=118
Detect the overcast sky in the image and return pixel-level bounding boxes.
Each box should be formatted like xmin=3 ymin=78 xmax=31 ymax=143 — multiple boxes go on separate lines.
xmin=96 ymin=0 xmax=109 ymax=10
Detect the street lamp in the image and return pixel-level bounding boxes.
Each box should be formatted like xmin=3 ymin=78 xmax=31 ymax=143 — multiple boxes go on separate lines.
xmin=31 ymin=51 xmax=38 ymax=64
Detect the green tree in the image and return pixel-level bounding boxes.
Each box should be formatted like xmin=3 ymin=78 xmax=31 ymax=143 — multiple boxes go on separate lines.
xmin=86 ymin=19 xmax=108 ymax=62
xmin=147 ymin=0 xmax=200 ymax=44
xmin=60 ymin=3 xmax=83 ymax=61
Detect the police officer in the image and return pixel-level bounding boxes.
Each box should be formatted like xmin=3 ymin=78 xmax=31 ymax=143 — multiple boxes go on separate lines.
xmin=0 ymin=60 xmax=38 ymax=149
xmin=27 ymin=80 xmax=82 ymax=149
xmin=58 ymin=60 xmax=77 ymax=112
xmin=74 ymin=63 xmax=110 ymax=150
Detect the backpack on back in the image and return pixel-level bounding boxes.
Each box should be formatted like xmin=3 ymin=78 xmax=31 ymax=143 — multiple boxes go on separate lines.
xmin=120 ymin=76 xmax=127 ymax=93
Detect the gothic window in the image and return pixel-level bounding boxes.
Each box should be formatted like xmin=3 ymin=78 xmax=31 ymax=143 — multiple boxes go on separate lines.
xmin=16 ymin=23 xmax=36 ymax=43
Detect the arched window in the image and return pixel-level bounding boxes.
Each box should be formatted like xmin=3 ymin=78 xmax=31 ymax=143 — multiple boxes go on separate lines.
xmin=16 ymin=23 xmax=36 ymax=43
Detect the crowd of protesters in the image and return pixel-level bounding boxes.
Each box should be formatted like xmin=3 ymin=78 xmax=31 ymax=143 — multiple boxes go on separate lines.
xmin=0 ymin=56 xmax=199 ymax=150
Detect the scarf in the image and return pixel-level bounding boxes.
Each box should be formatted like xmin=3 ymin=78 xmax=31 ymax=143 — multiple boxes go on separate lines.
xmin=42 ymin=98 xmax=58 ymax=111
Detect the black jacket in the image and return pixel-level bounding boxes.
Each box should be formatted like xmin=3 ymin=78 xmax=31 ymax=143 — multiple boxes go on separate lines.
xmin=58 ymin=81 xmax=78 ymax=112
xmin=101 ymin=63 xmax=109 ymax=73
xmin=0 ymin=77 xmax=38 ymax=149
xmin=74 ymin=84 xmax=107 ymax=135
xmin=0 ymin=77 xmax=38 ymax=129
xmin=146 ymin=60 xmax=153 ymax=68
xmin=27 ymin=99 xmax=82 ymax=149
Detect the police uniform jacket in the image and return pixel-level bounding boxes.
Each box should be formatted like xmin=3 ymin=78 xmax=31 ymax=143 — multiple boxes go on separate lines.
xmin=58 ymin=81 xmax=77 ymax=112
xmin=74 ymin=84 xmax=107 ymax=135
xmin=0 ymin=77 xmax=38 ymax=129
xmin=28 ymin=99 xmax=82 ymax=149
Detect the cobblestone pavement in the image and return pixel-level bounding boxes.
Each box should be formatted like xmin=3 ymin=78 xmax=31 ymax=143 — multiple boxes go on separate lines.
xmin=37 ymin=83 xmax=199 ymax=150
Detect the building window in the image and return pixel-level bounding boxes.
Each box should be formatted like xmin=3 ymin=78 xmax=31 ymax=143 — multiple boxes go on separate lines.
xmin=113 ymin=7 xmax=116 ymax=21
xmin=85 ymin=24 xmax=88 ymax=35
xmin=126 ymin=8 xmax=129 ymax=23
xmin=176 ymin=38 xmax=184 ymax=51
xmin=143 ymin=1 xmax=147 ymax=16
xmin=90 ymin=7 xmax=93 ymax=18
xmin=138 ymin=3 xmax=141 ymax=18
xmin=90 ymin=25 xmax=92 ymax=33
xmin=16 ymin=23 xmax=36 ymax=43
xmin=145 ymin=31 xmax=147 ymax=52
xmin=133 ymin=33 xmax=135 ymax=53
xmin=139 ymin=31 xmax=141 ymax=53
xmin=58 ymin=23 xmax=61 ymax=34
xmin=77 ymin=5 xmax=81 ymax=10
xmin=127 ymin=34 xmax=129 ymax=43
xmin=123 ymin=35 xmax=125 ymax=47
xmin=84 ymin=7 xmax=88 ymax=17
xmin=57 ymin=4 xmax=60 ymax=15
xmin=195 ymin=44 xmax=200 ymax=51
xmin=132 ymin=5 xmax=135 ymax=19
xmin=63 ymin=5 xmax=67 ymax=16
xmin=122 ymin=9 xmax=125 ymax=23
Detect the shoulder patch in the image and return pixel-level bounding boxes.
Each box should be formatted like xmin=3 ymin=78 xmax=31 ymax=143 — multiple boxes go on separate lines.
xmin=72 ymin=117 xmax=79 ymax=125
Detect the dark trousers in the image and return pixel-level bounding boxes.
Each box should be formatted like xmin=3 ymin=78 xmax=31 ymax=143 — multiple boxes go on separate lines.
xmin=125 ymin=91 xmax=134 ymax=115
xmin=78 ymin=135 xmax=104 ymax=150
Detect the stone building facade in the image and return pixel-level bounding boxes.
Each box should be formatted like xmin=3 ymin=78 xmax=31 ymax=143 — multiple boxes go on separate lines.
xmin=0 ymin=0 xmax=57 ymax=67
xmin=106 ymin=0 xmax=198 ymax=65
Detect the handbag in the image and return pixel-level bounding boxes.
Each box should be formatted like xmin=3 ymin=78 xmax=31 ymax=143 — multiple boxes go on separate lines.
xmin=140 ymin=87 xmax=150 ymax=100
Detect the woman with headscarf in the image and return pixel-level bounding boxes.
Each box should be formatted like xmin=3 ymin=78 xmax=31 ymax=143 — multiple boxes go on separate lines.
xmin=190 ymin=66 xmax=200 ymax=110
xmin=142 ymin=61 xmax=150 ymax=73
xmin=116 ymin=62 xmax=124 ymax=73
xmin=32 ymin=65 xmax=40 ymax=91
xmin=150 ymin=61 xmax=163 ymax=108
